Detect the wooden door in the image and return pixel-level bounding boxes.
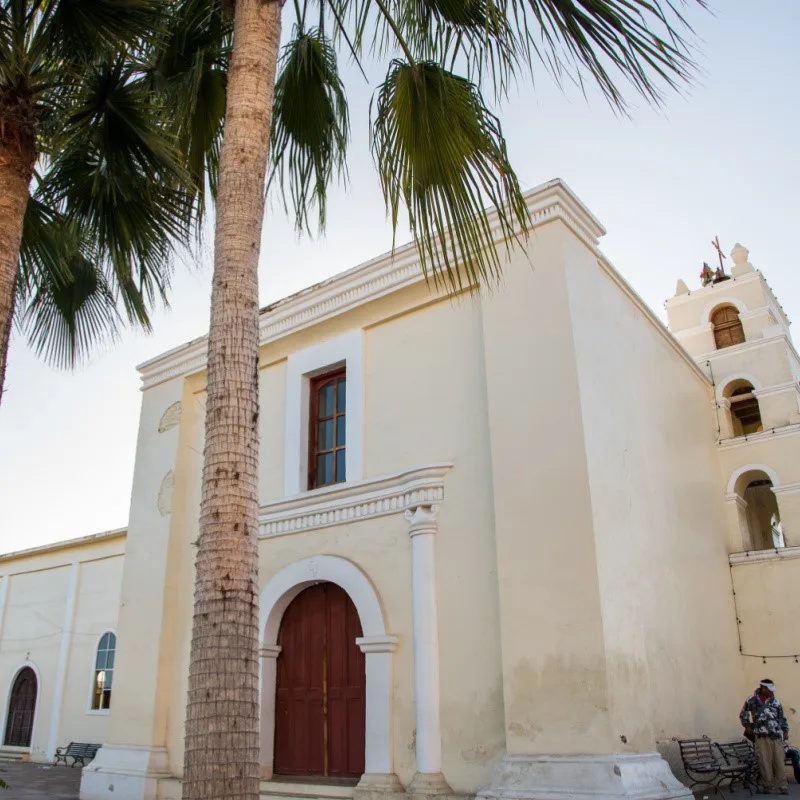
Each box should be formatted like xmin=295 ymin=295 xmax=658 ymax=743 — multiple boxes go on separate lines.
xmin=4 ymin=667 xmax=37 ymax=747
xmin=274 ymin=583 xmax=365 ymax=779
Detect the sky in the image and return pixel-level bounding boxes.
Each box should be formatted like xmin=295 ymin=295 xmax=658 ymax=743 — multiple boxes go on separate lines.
xmin=1 ymin=1 xmax=799 ymax=552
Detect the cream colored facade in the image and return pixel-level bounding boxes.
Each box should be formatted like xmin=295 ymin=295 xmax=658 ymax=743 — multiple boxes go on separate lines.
xmin=0 ymin=530 xmax=125 ymax=761
xmin=2 ymin=180 xmax=799 ymax=800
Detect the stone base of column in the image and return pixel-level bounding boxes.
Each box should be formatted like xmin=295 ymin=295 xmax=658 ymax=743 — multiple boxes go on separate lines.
xmin=355 ymin=772 xmax=406 ymax=800
xmin=477 ymin=753 xmax=691 ymax=800
xmin=407 ymin=771 xmax=454 ymax=800
xmin=79 ymin=744 xmax=171 ymax=800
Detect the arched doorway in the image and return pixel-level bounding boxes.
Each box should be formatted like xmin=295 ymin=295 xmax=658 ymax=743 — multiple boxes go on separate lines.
xmin=4 ymin=667 xmax=37 ymax=747
xmin=274 ymin=583 xmax=365 ymax=780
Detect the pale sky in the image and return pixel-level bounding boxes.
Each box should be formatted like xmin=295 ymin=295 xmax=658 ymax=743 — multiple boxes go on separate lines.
xmin=1 ymin=1 xmax=798 ymax=551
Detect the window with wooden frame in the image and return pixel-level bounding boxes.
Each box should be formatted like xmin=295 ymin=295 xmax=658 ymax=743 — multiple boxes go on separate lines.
xmin=711 ymin=306 xmax=745 ymax=349
xmin=309 ymin=369 xmax=346 ymax=489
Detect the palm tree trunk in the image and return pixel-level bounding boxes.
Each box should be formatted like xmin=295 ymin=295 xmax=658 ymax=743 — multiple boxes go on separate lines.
xmin=182 ymin=0 xmax=282 ymax=798
xmin=0 ymin=139 xmax=33 ymax=405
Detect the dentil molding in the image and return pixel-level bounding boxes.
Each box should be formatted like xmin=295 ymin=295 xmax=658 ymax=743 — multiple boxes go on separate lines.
xmin=137 ymin=179 xmax=605 ymax=390
xmin=258 ymin=463 xmax=453 ymax=538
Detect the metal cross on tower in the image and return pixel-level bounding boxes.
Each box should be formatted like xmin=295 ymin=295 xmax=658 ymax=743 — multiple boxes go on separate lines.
xmin=711 ymin=235 xmax=727 ymax=272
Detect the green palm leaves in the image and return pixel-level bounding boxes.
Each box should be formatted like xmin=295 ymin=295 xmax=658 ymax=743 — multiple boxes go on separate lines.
xmin=372 ymin=60 xmax=526 ymax=291
xmin=270 ymin=26 xmax=348 ymax=233
xmin=1 ymin=0 xmax=213 ymax=375
xmin=2 ymin=0 xmax=705 ymax=376
xmin=268 ymin=0 xmax=702 ymax=295
xmin=18 ymin=198 xmax=118 ymax=369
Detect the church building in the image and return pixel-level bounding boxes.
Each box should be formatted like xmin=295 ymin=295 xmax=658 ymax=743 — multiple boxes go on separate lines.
xmin=0 ymin=179 xmax=798 ymax=800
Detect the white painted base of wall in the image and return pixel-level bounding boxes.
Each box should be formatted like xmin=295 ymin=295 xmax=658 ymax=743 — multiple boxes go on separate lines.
xmin=477 ymin=753 xmax=692 ymax=800
xmin=79 ymin=744 xmax=171 ymax=800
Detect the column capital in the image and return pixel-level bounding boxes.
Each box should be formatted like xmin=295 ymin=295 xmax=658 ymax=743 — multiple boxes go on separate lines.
xmin=405 ymin=505 xmax=440 ymax=537
xmin=356 ymin=634 xmax=399 ymax=654
xmin=725 ymin=493 xmax=748 ymax=510
xmin=260 ymin=644 xmax=282 ymax=659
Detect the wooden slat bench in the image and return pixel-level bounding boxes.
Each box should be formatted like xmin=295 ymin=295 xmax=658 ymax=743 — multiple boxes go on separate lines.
xmin=54 ymin=742 xmax=101 ymax=767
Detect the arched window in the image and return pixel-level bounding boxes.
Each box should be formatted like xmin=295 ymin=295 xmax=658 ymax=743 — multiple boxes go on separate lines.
xmin=731 ymin=469 xmax=784 ymax=551
xmin=92 ymin=632 xmax=116 ymax=710
xmin=724 ymin=380 xmax=763 ymax=436
xmin=712 ymin=305 xmax=745 ymax=349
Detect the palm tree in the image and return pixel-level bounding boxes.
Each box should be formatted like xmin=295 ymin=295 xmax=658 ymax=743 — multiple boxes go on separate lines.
xmin=183 ymin=1 xmax=706 ymax=799
xmin=0 ymin=0 xmax=207 ymax=401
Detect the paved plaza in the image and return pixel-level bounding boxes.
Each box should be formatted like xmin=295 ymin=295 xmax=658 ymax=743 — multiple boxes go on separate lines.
xmin=0 ymin=761 xmax=81 ymax=799
xmin=4 ymin=758 xmax=800 ymax=800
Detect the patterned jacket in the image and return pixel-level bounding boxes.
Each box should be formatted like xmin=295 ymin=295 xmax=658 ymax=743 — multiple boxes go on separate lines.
xmin=740 ymin=692 xmax=789 ymax=738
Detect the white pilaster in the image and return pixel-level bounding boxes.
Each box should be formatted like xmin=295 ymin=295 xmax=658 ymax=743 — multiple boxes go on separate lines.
xmin=357 ymin=635 xmax=398 ymax=775
xmin=258 ymin=644 xmax=282 ymax=780
xmin=0 ymin=574 xmax=9 ymax=640
xmin=355 ymin=635 xmax=404 ymax=800
xmin=47 ymin=561 xmax=80 ymax=759
xmin=405 ymin=505 xmax=451 ymax=797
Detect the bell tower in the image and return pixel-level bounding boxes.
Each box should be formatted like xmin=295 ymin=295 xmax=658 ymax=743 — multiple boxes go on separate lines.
xmin=665 ymin=242 xmax=800 ymax=552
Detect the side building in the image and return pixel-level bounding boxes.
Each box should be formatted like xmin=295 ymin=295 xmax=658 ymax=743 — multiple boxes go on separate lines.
xmin=0 ymin=530 xmax=125 ymax=761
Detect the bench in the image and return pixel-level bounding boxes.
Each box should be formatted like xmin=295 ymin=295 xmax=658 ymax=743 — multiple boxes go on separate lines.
xmin=676 ymin=737 xmax=750 ymax=797
xmin=715 ymin=739 xmax=758 ymax=792
xmin=54 ymin=742 xmax=101 ymax=767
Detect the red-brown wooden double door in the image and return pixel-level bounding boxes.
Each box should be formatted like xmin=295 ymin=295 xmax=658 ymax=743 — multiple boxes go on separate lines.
xmin=274 ymin=583 xmax=366 ymax=779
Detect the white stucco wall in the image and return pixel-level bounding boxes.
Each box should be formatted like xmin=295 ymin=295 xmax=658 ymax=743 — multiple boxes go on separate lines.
xmin=0 ymin=532 xmax=125 ymax=760
xmin=566 ymin=241 xmax=745 ymax=755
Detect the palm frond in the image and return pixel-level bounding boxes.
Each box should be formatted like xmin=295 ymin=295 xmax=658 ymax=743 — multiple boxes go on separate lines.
xmin=32 ymin=0 xmax=163 ymax=65
xmin=269 ymin=25 xmax=349 ymax=234
xmin=344 ymin=0 xmax=701 ymax=109
xmin=365 ymin=0 xmax=518 ymax=99
xmin=371 ymin=59 xmax=528 ymax=293
xmin=17 ymin=195 xmax=120 ymax=369
xmin=513 ymin=0 xmax=704 ymax=110
xmin=147 ymin=0 xmax=231 ymax=215
xmin=42 ymin=59 xmax=195 ymax=326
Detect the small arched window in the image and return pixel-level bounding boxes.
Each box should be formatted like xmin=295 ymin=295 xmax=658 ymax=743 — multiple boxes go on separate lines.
xmin=712 ymin=305 xmax=745 ymax=349
xmin=92 ymin=632 xmax=116 ymax=711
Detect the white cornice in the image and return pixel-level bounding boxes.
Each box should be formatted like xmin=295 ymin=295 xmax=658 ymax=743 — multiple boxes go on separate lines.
xmin=258 ymin=463 xmax=453 ymax=539
xmin=730 ymin=546 xmax=800 ymax=566
xmin=718 ymin=423 xmax=800 ymax=449
xmin=773 ymin=482 xmax=800 ymax=497
xmin=137 ymin=179 xmax=605 ymax=390
xmin=0 ymin=527 xmax=127 ymax=565
xmin=694 ymin=333 xmax=800 ymax=368
xmin=753 ymin=381 xmax=799 ymax=399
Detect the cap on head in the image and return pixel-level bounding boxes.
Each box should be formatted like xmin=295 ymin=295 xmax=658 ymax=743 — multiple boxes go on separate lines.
xmin=760 ymin=679 xmax=776 ymax=692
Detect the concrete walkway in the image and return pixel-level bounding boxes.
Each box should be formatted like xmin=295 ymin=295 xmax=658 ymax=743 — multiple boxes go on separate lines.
xmin=0 ymin=761 xmax=81 ymax=799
